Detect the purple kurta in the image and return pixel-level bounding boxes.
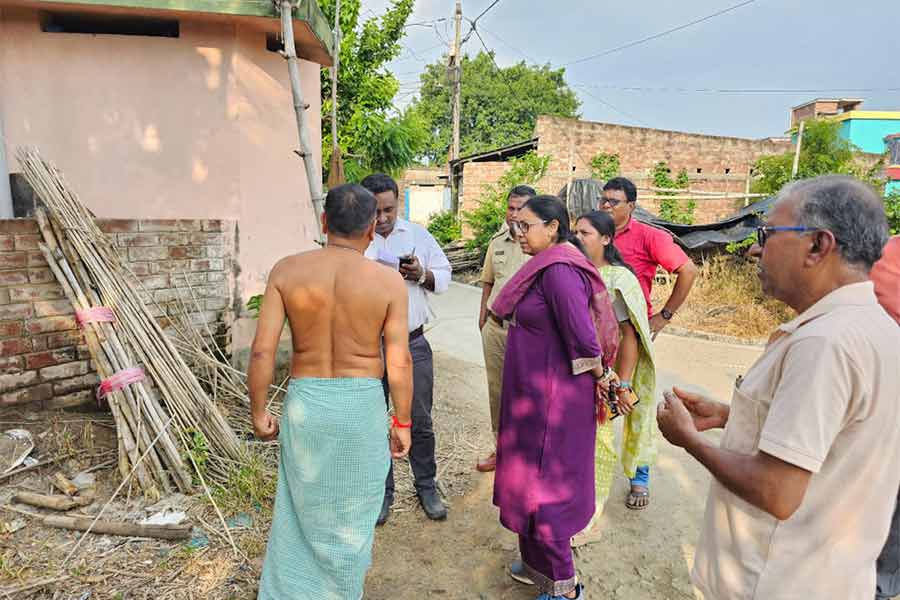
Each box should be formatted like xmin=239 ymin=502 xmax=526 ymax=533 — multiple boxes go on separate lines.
xmin=493 ymin=263 xmax=602 ymax=542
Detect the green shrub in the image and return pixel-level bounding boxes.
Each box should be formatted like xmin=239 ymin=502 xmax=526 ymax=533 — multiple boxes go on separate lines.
xmin=427 ymin=210 xmax=462 ymax=246
xmin=463 ymin=151 xmax=550 ymax=253
xmin=590 ymin=152 xmax=620 ymax=181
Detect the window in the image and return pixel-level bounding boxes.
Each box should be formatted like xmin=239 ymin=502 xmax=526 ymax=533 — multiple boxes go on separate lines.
xmin=42 ymin=12 xmax=179 ymax=38
xmin=266 ymin=33 xmax=284 ymax=53
xmin=724 ymin=168 xmax=731 ymax=174
xmin=696 ymin=168 xmax=702 ymax=174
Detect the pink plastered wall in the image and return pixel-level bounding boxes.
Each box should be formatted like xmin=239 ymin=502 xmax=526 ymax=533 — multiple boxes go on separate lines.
xmin=0 ymin=7 xmax=323 ymax=312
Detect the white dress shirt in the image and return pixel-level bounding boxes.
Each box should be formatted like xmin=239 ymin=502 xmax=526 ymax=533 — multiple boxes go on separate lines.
xmin=365 ymin=218 xmax=451 ymax=332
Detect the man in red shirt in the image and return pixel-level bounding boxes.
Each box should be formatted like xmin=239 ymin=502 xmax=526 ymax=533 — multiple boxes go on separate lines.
xmin=873 ymin=235 xmax=899 ymax=600
xmin=601 ymin=176 xmax=698 ymax=510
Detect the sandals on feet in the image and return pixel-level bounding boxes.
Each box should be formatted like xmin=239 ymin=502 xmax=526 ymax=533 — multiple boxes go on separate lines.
xmin=626 ymin=487 xmax=649 ymax=510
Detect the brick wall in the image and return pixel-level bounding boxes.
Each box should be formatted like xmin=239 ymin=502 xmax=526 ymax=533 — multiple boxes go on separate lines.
xmin=534 ymin=116 xmax=794 ymax=223
xmin=457 ymin=161 xmax=515 ymax=237
xmin=0 ymin=218 xmax=236 ymax=408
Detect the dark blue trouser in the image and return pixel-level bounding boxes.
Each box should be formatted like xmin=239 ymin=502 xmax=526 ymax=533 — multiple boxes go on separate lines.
xmin=877 ymin=488 xmax=900 ymax=599
xmin=383 ymin=334 xmax=436 ymax=500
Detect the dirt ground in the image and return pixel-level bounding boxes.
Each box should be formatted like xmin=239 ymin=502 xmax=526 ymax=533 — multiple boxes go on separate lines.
xmin=1 ymin=334 xmax=763 ymax=599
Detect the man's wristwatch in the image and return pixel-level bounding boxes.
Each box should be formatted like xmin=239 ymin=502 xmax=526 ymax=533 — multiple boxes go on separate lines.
xmin=417 ymin=269 xmax=428 ymax=286
xmin=660 ymin=308 xmax=674 ymax=321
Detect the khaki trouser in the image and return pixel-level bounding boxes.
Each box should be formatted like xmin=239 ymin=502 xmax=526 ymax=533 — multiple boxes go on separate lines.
xmin=480 ymin=317 xmax=509 ymax=434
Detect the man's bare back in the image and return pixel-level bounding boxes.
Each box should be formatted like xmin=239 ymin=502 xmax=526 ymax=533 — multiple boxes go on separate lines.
xmin=248 ymin=182 xmax=412 ymax=458
xmin=270 ymin=248 xmax=406 ymax=379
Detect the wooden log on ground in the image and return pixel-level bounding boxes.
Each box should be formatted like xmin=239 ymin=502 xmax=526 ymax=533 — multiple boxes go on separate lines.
xmin=12 ymin=491 xmax=93 ymax=511
xmin=51 ymin=472 xmax=78 ymax=496
xmin=37 ymin=514 xmax=191 ymax=540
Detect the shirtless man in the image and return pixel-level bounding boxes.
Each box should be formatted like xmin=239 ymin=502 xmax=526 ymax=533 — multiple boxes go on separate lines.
xmin=249 ymin=183 xmax=413 ymax=600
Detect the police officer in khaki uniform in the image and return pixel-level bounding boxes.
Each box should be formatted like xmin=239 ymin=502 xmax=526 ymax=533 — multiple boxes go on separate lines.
xmin=476 ymin=185 xmax=536 ymax=472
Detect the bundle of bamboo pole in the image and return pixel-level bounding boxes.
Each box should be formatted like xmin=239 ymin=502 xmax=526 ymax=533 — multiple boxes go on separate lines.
xmin=17 ymin=148 xmax=244 ymax=493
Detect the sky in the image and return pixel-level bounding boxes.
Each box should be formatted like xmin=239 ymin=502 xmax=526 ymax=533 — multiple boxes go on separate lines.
xmin=362 ymin=0 xmax=899 ymax=140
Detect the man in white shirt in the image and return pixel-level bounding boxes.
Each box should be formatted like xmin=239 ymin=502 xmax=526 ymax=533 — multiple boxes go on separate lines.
xmin=361 ymin=173 xmax=452 ymax=525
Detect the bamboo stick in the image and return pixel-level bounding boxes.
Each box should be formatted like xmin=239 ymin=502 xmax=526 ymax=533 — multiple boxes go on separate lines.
xmin=37 ymin=514 xmax=191 ymax=541
xmin=13 ymin=491 xmax=93 ymax=511
xmin=20 ymin=148 xmax=244 ymax=490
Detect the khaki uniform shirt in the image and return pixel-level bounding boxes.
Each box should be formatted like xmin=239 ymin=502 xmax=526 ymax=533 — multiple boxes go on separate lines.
xmin=692 ymin=282 xmax=900 ymax=600
xmin=481 ymin=223 xmax=530 ymax=309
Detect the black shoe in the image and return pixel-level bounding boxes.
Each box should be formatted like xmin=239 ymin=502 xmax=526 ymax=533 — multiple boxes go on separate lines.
xmin=376 ymin=496 xmax=392 ymax=527
xmin=417 ymin=488 xmax=447 ymax=521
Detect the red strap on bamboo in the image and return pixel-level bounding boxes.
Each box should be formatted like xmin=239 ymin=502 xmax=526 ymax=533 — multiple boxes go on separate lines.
xmin=97 ymin=367 xmax=145 ymax=400
xmin=75 ymin=307 xmax=115 ymax=328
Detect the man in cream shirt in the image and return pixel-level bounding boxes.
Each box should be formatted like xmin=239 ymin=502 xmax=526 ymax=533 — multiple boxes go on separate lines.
xmin=657 ymin=175 xmax=900 ymax=599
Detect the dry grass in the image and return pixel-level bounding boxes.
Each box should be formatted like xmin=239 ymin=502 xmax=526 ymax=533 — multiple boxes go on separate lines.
xmin=652 ymin=254 xmax=795 ymax=341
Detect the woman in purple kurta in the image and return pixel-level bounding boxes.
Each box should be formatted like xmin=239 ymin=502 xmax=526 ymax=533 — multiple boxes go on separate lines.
xmin=490 ymin=196 xmax=619 ymax=600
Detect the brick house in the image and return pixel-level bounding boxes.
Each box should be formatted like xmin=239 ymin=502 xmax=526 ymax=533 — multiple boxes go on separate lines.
xmin=452 ymin=115 xmax=793 ymax=225
xmin=0 ymin=0 xmax=333 ymax=406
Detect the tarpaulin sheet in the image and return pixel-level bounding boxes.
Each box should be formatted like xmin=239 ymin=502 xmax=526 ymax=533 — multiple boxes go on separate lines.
xmin=561 ymin=178 xmax=772 ymax=251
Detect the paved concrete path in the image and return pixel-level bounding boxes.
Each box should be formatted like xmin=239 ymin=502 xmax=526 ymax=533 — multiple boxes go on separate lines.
xmin=428 ymin=281 xmax=762 ymax=400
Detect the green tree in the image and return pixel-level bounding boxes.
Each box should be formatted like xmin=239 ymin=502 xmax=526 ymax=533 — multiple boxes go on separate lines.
xmin=463 ymin=152 xmax=550 ymax=252
xmin=885 ymin=191 xmax=900 ymax=236
xmin=590 ymin=153 xmax=620 ymax=181
xmin=752 ymin=118 xmax=885 ymax=195
xmin=409 ymin=52 xmax=580 ymax=164
xmin=317 ymin=0 xmax=425 ymax=181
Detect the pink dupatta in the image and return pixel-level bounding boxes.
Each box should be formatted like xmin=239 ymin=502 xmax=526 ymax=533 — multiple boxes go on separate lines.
xmin=490 ymin=242 xmax=619 ymax=369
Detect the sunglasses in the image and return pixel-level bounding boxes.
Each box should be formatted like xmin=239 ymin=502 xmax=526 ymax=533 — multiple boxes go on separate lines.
xmin=517 ymin=220 xmax=547 ymax=234
xmin=756 ymin=225 xmax=819 ymax=247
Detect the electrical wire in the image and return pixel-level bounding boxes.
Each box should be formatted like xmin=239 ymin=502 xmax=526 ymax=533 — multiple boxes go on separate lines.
xmin=562 ymin=0 xmax=757 ymax=67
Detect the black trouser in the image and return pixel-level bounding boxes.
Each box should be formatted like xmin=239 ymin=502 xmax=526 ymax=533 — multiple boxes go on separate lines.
xmin=877 ymin=488 xmax=900 ymax=599
xmin=383 ymin=333 xmax=436 ymax=501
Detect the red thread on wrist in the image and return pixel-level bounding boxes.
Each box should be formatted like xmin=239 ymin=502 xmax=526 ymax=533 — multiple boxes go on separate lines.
xmin=392 ymin=415 xmax=412 ymax=429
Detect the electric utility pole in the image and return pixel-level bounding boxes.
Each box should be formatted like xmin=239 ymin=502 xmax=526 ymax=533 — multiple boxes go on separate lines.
xmin=449 ymin=1 xmax=462 ymax=162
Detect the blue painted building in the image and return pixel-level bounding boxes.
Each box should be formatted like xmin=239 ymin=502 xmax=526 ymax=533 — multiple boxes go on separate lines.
xmin=790 ymin=99 xmax=900 ymax=193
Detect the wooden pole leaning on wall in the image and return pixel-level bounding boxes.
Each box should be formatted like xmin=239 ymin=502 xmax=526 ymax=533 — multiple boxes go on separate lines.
xmin=278 ymin=0 xmax=325 ymax=243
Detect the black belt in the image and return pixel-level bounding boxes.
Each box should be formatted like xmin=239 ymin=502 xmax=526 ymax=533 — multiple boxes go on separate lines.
xmin=409 ymin=326 xmax=424 ymax=340
xmin=489 ymin=313 xmax=508 ymax=328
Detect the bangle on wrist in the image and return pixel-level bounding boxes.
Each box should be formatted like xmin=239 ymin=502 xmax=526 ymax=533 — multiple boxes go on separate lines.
xmin=617 ymin=380 xmax=632 ymax=390
xmin=392 ymin=415 xmax=412 ymax=429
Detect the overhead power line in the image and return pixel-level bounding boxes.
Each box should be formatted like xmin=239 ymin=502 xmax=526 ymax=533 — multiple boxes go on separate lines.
xmin=563 ymin=0 xmax=757 ymax=67
xmin=574 ymin=83 xmax=900 ymax=95
xmin=572 ymin=84 xmax=650 ymax=127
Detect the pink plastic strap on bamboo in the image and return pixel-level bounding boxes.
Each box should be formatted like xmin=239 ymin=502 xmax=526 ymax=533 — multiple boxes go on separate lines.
xmin=75 ymin=307 xmax=115 ymax=328
xmin=97 ymin=367 xmax=145 ymax=400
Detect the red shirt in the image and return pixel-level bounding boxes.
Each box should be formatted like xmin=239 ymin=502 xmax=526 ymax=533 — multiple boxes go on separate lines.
xmin=613 ymin=218 xmax=689 ymax=315
xmin=872 ymin=236 xmax=900 ymax=323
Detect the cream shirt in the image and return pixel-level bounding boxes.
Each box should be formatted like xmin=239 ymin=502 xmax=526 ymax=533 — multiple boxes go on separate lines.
xmin=692 ymin=282 xmax=900 ymax=600
xmin=480 ymin=223 xmax=530 ymax=309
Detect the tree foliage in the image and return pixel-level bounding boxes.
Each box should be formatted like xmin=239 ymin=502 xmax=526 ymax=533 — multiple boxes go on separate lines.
xmin=590 ymin=153 xmax=620 ymax=181
xmin=316 ymin=0 xmax=425 ymax=181
xmin=463 ymin=152 xmax=550 ymax=253
xmin=427 ymin=210 xmax=462 ymax=246
xmin=751 ymin=118 xmax=885 ymax=195
xmin=409 ymin=52 xmax=580 ymax=164
xmin=885 ymin=191 xmax=900 ymax=236
xmin=652 ymin=162 xmax=695 ymax=224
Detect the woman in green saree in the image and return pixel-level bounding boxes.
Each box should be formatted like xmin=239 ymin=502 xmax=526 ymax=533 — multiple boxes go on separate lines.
xmin=572 ymin=210 xmax=657 ymax=546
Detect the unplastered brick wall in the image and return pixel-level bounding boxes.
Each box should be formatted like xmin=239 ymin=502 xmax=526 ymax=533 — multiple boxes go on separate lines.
xmin=534 ymin=116 xmax=794 ymax=223
xmin=0 ymin=218 xmax=236 ymax=409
